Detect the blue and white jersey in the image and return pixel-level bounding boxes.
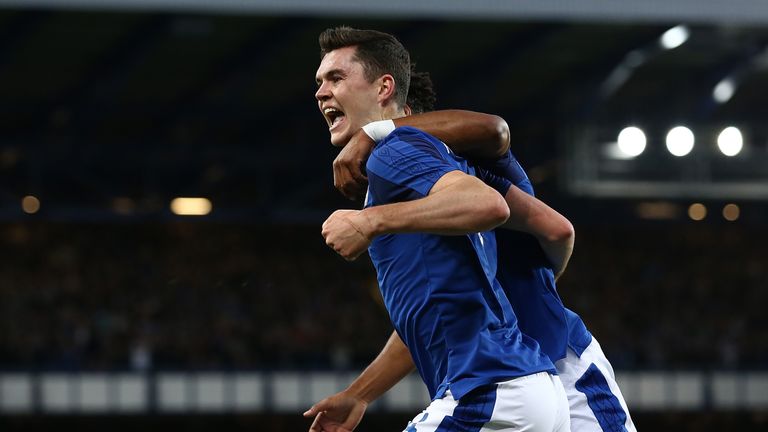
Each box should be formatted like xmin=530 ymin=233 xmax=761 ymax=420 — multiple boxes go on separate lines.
xmin=364 ymin=127 xmax=555 ymax=400
xmin=485 ymin=150 xmax=593 ymax=360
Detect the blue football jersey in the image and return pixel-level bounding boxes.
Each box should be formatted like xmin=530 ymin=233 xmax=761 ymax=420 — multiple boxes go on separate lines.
xmin=484 ymin=150 xmax=593 ymax=359
xmin=364 ymin=127 xmax=555 ymax=400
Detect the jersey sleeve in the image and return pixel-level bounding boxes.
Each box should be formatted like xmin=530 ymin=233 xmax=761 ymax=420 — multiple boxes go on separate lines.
xmin=475 ymin=166 xmax=513 ymax=197
xmin=476 ymin=150 xmax=534 ymax=196
xmin=366 ymin=127 xmax=459 ymax=199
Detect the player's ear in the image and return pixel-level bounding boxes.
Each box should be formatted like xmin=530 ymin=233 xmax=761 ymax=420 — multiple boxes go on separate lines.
xmin=404 ymin=104 xmax=413 ymax=116
xmin=377 ymin=74 xmax=396 ymax=103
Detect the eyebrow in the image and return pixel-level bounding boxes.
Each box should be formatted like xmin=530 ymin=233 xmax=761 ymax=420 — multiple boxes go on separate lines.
xmin=315 ymin=68 xmax=346 ymax=85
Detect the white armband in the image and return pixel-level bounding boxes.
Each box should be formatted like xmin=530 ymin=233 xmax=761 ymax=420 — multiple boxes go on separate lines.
xmin=362 ymin=120 xmax=396 ymax=143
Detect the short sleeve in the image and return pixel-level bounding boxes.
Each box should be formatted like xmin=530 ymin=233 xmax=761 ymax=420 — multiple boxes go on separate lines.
xmin=476 ymin=150 xmax=534 ymax=196
xmin=475 ymin=167 xmax=513 ymax=196
xmin=366 ymin=127 xmax=459 ymax=198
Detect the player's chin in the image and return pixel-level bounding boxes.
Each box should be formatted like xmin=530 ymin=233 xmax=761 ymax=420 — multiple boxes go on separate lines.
xmin=330 ymin=137 xmax=345 ymax=148
xmin=329 ymin=130 xmax=351 ymax=148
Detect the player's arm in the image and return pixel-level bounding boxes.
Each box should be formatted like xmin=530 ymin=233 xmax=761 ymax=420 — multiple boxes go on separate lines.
xmin=304 ymin=331 xmax=414 ymax=432
xmin=363 ymin=170 xmax=509 ymax=235
xmin=322 ymin=170 xmax=509 ymax=260
xmin=390 ymin=110 xmax=510 ymax=158
xmin=500 ymin=184 xmax=575 ymax=279
xmin=333 ymin=110 xmax=509 ymax=199
xmin=473 ymin=153 xmax=575 ymax=279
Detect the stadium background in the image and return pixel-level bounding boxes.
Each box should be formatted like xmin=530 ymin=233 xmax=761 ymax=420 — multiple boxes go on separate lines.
xmin=0 ymin=1 xmax=767 ymax=430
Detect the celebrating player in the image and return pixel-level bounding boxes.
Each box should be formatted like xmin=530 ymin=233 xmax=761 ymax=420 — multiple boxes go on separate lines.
xmin=308 ymin=50 xmax=636 ymax=432
xmin=312 ymin=26 xmax=571 ymax=431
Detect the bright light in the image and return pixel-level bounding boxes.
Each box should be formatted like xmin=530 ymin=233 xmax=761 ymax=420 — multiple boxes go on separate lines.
xmin=688 ymin=203 xmax=707 ymax=221
xmin=660 ymin=25 xmax=690 ymax=50
xmin=21 ymin=195 xmax=40 ymax=214
xmin=666 ymin=126 xmax=695 ymax=157
xmin=713 ymin=78 xmax=736 ymax=104
xmin=617 ymin=127 xmax=647 ymax=157
xmin=636 ymin=202 xmax=680 ymax=220
xmin=717 ymin=127 xmax=743 ymax=156
xmin=170 ymin=197 xmax=212 ymax=216
xmin=722 ymin=203 xmax=740 ymax=221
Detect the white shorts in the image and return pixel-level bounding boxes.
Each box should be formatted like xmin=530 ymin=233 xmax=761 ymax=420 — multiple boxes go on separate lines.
xmin=555 ymin=337 xmax=637 ymax=432
xmin=403 ymin=372 xmax=570 ymax=432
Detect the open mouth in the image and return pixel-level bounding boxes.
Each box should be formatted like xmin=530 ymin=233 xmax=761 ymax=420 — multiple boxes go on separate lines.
xmin=323 ymin=107 xmax=346 ymax=130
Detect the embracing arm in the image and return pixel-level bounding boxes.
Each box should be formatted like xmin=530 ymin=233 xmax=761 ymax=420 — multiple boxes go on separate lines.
xmin=391 ymin=110 xmax=510 ymax=158
xmin=364 ymin=170 xmax=509 ymax=236
xmin=322 ymin=170 xmax=509 ymax=260
xmin=304 ymin=331 xmax=414 ymax=432
xmin=334 ymin=110 xmax=510 ymax=199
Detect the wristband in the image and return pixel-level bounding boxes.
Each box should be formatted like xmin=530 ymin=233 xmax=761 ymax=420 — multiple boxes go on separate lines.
xmin=362 ymin=120 xmax=396 ymax=143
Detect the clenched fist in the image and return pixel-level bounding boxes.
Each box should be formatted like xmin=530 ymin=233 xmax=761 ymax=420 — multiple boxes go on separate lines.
xmin=321 ymin=210 xmax=375 ymax=261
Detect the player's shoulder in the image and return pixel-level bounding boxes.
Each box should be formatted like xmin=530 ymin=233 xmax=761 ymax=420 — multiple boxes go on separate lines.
xmin=380 ymin=126 xmax=441 ymax=148
xmin=372 ymin=126 xmax=444 ymax=160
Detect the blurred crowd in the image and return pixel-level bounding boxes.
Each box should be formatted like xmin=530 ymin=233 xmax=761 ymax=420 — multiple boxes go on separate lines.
xmin=0 ymin=221 xmax=765 ymax=371
xmin=560 ymin=223 xmax=768 ymax=369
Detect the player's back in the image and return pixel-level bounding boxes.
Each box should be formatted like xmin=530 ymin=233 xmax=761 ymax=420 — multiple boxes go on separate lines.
xmin=488 ymin=152 xmax=592 ymax=360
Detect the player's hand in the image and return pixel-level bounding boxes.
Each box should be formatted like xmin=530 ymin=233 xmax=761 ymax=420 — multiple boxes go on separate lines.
xmin=303 ymin=391 xmax=368 ymax=432
xmin=321 ymin=210 xmax=374 ymax=261
xmin=333 ymin=129 xmax=375 ymax=200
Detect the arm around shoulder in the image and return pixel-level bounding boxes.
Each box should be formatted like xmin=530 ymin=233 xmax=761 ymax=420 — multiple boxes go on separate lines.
xmin=393 ymin=110 xmax=510 ymax=158
xmin=363 ymin=170 xmax=510 ymax=237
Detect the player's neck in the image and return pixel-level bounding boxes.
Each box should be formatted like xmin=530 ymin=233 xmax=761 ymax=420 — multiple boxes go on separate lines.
xmin=379 ymin=104 xmax=406 ymax=121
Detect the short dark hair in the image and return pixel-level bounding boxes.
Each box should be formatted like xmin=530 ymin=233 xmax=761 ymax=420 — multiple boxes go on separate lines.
xmin=319 ymin=26 xmax=410 ymax=107
xmin=407 ymin=68 xmax=436 ymax=114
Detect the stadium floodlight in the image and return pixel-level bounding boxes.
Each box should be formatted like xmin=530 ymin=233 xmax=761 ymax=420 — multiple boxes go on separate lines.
xmin=22 ymin=195 xmax=40 ymax=214
xmin=722 ymin=203 xmax=740 ymax=221
xmin=666 ymin=126 xmax=695 ymax=157
xmin=717 ymin=127 xmax=743 ymax=157
xmin=688 ymin=203 xmax=707 ymax=221
xmin=660 ymin=25 xmax=690 ymax=50
xmin=617 ymin=126 xmax=646 ymax=157
xmin=171 ymin=197 xmax=212 ymax=216
xmin=713 ymin=78 xmax=736 ymax=104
